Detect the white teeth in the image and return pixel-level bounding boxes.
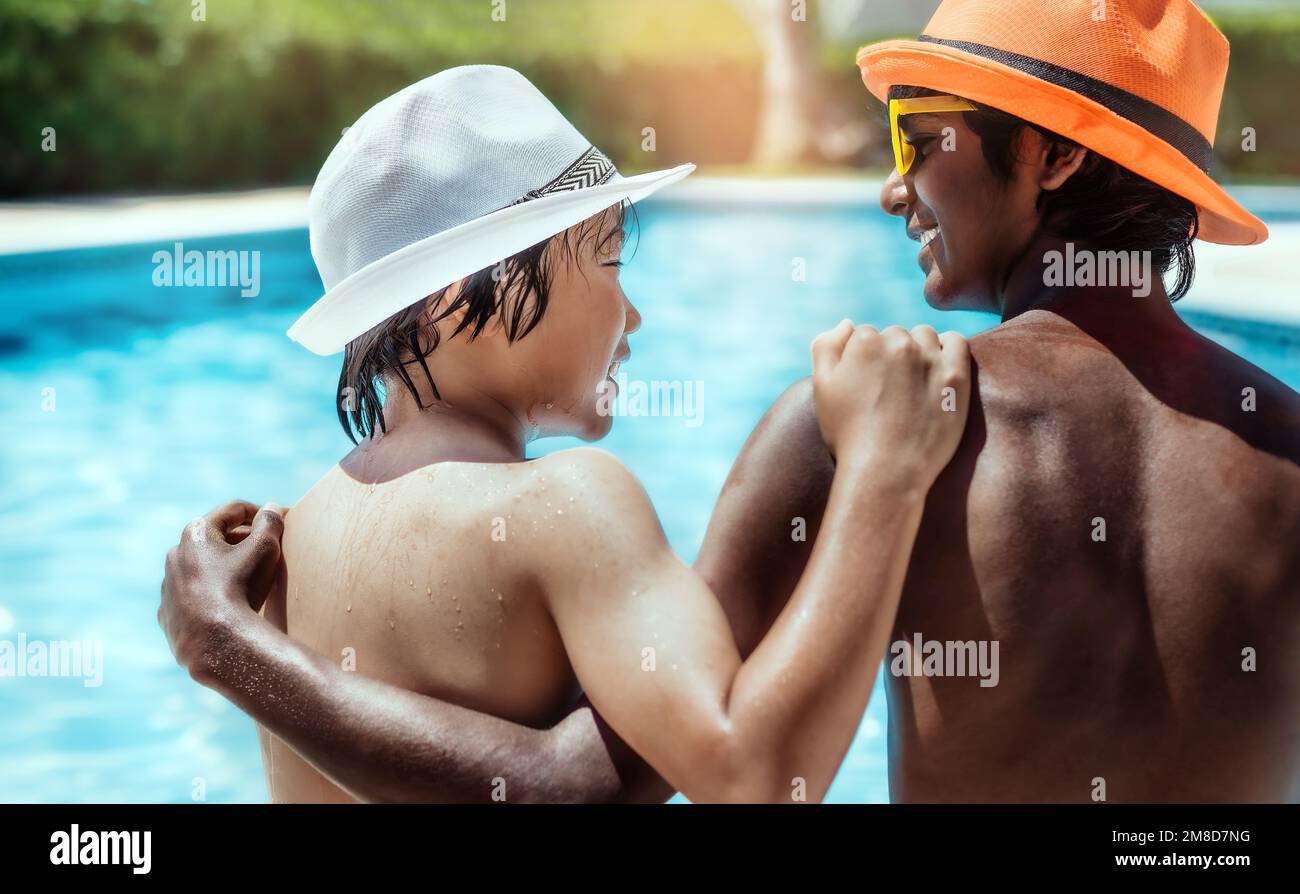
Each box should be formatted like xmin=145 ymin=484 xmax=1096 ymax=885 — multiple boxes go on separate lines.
xmin=920 ymin=228 xmax=940 ymax=248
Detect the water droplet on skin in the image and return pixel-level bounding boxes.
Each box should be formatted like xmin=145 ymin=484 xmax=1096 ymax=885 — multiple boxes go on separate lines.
xmin=388 ymin=619 xmax=395 ymax=630
xmin=346 ymin=603 xmax=352 ymax=613
xmin=556 ymin=509 xmax=563 ymax=516
xmin=426 ymin=586 xmax=432 ymax=596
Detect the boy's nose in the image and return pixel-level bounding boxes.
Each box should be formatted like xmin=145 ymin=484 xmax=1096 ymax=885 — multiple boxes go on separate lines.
xmin=624 ymin=297 xmax=642 ymax=336
xmin=880 ymin=168 xmax=910 ymax=218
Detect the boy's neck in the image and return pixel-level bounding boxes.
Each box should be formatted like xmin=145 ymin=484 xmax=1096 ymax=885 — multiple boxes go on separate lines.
xmin=345 ymin=393 xmax=530 ymax=483
xmin=999 ymin=233 xmax=1177 ymax=325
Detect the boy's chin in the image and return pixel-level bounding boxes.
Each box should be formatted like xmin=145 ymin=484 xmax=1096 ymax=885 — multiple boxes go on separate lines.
xmin=577 ymin=410 xmax=615 ymax=441
xmin=533 ymin=406 xmax=612 ymax=443
xmin=922 ymin=273 xmax=982 ymax=312
xmin=921 ymin=271 xmax=955 ymax=309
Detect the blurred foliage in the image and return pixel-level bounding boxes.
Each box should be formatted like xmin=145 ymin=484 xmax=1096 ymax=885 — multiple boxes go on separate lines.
xmin=0 ymin=0 xmax=762 ymax=196
xmin=1208 ymin=8 xmax=1300 ymax=180
xmin=1 ymin=0 xmax=1298 ymax=197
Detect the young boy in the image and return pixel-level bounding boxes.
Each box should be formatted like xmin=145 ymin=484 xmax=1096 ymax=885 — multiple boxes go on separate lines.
xmin=251 ymin=66 xmax=970 ymax=803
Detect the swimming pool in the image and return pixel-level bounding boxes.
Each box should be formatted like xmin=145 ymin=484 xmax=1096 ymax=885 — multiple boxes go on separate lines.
xmin=2 ymin=197 xmax=1298 ymax=803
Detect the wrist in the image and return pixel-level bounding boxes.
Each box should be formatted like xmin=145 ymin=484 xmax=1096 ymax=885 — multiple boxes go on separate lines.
xmin=834 ymin=450 xmax=935 ymax=498
xmin=185 ymin=597 xmax=256 ymax=687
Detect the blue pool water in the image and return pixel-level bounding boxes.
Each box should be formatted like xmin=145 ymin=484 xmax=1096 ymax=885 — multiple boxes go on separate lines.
xmin=2 ymin=198 xmax=1298 ymax=803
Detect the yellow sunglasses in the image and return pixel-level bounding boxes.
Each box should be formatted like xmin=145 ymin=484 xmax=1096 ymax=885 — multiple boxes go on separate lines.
xmin=888 ymin=95 xmax=978 ymax=175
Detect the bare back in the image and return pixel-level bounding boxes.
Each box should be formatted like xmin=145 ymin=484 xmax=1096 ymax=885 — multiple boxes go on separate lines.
xmin=258 ymin=461 xmax=580 ymax=802
xmin=891 ymin=310 xmax=1300 ymax=802
xmin=703 ymin=307 xmax=1300 ymax=802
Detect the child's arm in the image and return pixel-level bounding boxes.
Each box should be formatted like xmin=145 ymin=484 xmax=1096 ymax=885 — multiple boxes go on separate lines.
xmin=528 ymin=324 xmax=968 ymax=802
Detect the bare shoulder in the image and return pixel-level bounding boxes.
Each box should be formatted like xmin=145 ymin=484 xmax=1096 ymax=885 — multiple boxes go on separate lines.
xmin=964 ymin=313 xmax=1111 ymax=396
xmin=516 ymin=447 xmax=667 ymax=547
xmin=533 ymin=445 xmax=638 ymax=484
xmin=1198 ymin=335 xmax=1300 ymax=460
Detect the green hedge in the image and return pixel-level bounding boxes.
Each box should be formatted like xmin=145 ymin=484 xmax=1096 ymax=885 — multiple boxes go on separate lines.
xmin=0 ymin=0 xmax=760 ymax=196
xmin=1 ymin=0 xmax=1296 ymax=197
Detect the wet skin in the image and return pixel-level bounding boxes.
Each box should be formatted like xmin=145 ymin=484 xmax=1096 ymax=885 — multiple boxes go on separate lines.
xmin=173 ymin=197 xmax=971 ymax=804
xmin=161 ymin=113 xmax=1300 ymax=803
xmin=253 ymin=323 xmax=968 ymax=805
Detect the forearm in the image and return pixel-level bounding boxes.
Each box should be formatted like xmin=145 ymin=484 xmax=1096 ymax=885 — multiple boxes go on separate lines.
xmin=615 ymin=379 xmax=827 ymax=803
xmin=713 ymin=462 xmax=926 ymax=802
xmin=194 ymin=610 xmax=626 ymax=803
xmin=541 ymin=430 xmax=921 ymax=803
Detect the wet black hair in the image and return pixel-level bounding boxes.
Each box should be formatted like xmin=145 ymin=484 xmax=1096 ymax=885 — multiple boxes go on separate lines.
xmin=337 ymin=200 xmax=636 ymax=443
xmin=887 ymin=85 xmax=1198 ymax=301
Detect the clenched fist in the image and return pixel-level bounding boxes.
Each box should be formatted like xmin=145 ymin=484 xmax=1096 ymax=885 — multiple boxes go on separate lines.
xmin=811 ymin=321 xmax=970 ymax=481
xmin=158 ymin=500 xmax=287 ymax=681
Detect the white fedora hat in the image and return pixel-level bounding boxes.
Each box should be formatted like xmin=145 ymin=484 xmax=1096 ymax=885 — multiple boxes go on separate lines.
xmin=288 ymin=64 xmax=695 ymax=356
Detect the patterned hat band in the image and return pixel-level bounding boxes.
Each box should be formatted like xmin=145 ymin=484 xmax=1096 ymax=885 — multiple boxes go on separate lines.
xmin=510 ymin=146 xmax=619 ymax=206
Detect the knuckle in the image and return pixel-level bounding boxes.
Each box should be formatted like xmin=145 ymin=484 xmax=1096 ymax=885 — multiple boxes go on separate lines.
xmin=881 ymin=327 xmax=911 ymax=350
xmin=845 ymin=332 xmax=872 ymax=354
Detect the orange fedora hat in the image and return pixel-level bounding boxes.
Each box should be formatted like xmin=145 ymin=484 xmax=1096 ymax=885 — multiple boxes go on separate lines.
xmin=857 ymin=0 xmax=1268 ymax=246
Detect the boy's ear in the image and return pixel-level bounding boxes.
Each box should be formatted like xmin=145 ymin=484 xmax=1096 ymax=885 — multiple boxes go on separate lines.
xmin=1039 ymin=143 xmax=1088 ymax=192
xmin=425 ymin=278 xmax=468 ymax=329
xmin=1015 ymin=127 xmax=1088 ymax=192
